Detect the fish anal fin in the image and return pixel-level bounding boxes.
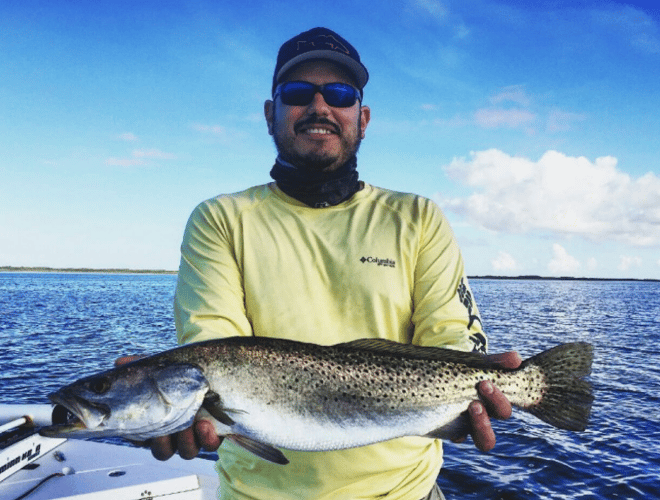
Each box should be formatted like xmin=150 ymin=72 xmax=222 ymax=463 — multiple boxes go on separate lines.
xmin=423 ymin=413 xmax=471 ymax=441
xmin=226 ymin=434 xmax=289 ymax=465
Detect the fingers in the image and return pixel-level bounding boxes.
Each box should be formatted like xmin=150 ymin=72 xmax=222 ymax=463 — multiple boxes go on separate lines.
xmin=114 ymin=355 xmax=144 ymax=367
xmin=195 ymin=420 xmax=223 ymax=452
xmin=464 ymin=352 xmax=521 ymax=452
xmin=177 ymin=427 xmax=203 ymax=460
xmin=149 ymin=422 xmax=222 ymax=461
xmin=485 ymin=351 xmax=522 ymax=369
xmin=149 ymin=428 xmax=199 ymax=461
xmin=468 ymin=401 xmax=496 ymax=452
xmin=150 ymin=435 xmax=178 ymax=461
xmin=478 ymin=380 xmax=512 ymax=420
xmin=466 ymin=379 xmax=515 ymax=452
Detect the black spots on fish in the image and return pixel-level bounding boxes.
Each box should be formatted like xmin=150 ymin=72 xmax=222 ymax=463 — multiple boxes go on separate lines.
xmin=266 ymin=343 xmax=490 ymax=413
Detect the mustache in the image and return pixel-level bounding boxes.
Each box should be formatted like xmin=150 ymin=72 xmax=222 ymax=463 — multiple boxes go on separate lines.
xmin=294 ymin=116 xmax=340 ymax=134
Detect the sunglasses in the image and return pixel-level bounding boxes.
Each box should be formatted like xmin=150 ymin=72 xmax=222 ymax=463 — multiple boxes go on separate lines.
xmin=274 ymin=81 xmax=361 ymax=108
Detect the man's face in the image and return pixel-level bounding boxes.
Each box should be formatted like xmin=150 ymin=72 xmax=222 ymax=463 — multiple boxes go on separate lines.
xmin=265 ymin=61 xmax=370 ymax=172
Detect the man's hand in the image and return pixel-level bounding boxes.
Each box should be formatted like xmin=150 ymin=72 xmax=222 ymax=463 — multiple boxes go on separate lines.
xmin=149 ymin=420 xmax=223 ymax=461
xmin=114 ymin=356 xmax=223 ymax=461
xmin=452 ymin=351 xmax=522 ymax=452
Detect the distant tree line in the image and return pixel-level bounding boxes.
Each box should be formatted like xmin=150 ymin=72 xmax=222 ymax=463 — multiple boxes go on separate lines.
xmin=0 ymin=266 xmax=177 ymax=274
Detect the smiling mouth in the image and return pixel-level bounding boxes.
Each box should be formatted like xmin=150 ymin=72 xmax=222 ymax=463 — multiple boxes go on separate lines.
xmin=296 ymin=118 xmax=340 ymax=136
xmin=303 ymin=128 xmax=334 ymax=135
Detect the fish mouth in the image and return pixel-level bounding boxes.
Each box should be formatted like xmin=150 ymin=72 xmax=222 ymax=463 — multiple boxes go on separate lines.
xmin=39 ymin=407 xmax=87 ymax=437
xmin=40 ymin=392 xmax=111 ymax=437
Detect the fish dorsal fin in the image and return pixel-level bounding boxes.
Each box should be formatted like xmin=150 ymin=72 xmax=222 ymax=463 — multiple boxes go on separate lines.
xmin=337 ymin=339 xmax=496 ymax=368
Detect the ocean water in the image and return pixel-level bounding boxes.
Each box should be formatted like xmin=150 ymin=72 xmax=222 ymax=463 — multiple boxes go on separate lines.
xmin=1 ymin=273 xmax=659 ymax=499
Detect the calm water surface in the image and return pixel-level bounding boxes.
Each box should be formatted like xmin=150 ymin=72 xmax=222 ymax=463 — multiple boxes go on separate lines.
xmin=1 ymin=273 xmax=659 ymax=499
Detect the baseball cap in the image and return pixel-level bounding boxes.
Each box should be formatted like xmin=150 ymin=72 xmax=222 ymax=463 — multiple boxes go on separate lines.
xmin=272 ymin=27 xmax=369 ymax=95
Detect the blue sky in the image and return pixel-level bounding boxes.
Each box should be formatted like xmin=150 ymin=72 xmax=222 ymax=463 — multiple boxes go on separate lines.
xmin=1 ymin=0 xmax=659 ymax=279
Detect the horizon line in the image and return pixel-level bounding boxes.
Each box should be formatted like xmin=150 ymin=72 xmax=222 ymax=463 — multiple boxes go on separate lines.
xmin=1 ymin=266 xmax=658 ymax=282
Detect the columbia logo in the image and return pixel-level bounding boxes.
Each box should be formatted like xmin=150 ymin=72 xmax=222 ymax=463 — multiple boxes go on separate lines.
xmin=360 ymin=256 xmax=396 ymax=268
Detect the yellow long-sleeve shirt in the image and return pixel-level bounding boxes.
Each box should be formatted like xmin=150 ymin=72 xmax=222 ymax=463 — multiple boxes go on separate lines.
xmin=174 ymin=182 xmax=486 ymax=500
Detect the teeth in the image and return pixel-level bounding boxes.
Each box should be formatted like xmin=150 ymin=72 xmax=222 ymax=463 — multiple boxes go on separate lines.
xmin=306 ymin=128 xmax=332 ymax=135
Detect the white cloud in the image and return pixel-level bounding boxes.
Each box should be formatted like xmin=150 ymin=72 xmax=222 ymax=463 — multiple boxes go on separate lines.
xmin=433 ymin=114 xmax=471 ymax=127
xmin=105 ymin=158 xmax=147 ymax=167
xmin=474 ymin=108 xmax=536 ymax=129
xmin=116 ymin=132 xmax=138 ymax=142
xmin=619 ymin=255 xmax=643 ymax=271
xmin=548 ymin=244 xmax=581 ymax=275
xmin=411 ymin=0 xmax=449 ymax=21
xmin=105 ymin=149 xmax=176 ymax=167
xmin=490 ymin=85 xmax=531 ymax=107
xmin=192 ymin=123 xmax=250 ymax=143
xmin=475 ymin=87 xmax=584 ymax=134
xmin=474 ymin=86 xmax=536 ymax=131
xmin=132 ymin=149 xmax=176 ymax=160
xmin=193 ymin=124 xmax=227 ymax=136
xmin=587 ymin=257 xmax=598 ymax=271
xmin=592 ymin=5 xmax=660 ymax=55
xmin=491 ymin=251 xmax=518 ymax=272
xmin=546 ymin=109 xmax=586 ymax=133
xmin=454 ymin=22 xmax=470 ymax=40
xmin=439 ymin=149 xmax=660 ymax=246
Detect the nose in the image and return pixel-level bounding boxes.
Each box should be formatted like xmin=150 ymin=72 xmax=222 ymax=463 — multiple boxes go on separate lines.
xmin=306 ymin=90 xmax=331 ymax=115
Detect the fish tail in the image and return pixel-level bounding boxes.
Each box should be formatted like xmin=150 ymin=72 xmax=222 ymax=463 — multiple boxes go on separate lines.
xmin=522 ymin=342 xmax=594 ymax=431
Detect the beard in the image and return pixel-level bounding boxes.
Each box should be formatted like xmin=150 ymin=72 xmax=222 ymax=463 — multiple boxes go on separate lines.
xmin=271 ymin=106 xmax=363 ymax=172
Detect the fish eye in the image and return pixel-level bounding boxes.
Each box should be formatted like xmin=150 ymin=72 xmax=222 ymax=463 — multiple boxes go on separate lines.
xmin=87 ymin=377 xmax=111 ymax=395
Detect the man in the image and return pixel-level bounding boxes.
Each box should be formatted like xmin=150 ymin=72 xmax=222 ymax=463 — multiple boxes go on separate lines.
xmin=151 ymin=27 xmax=520 ymax=499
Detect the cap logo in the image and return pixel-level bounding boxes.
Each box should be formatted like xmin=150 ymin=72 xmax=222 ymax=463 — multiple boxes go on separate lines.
xmin=296 ymin=34 xmax=350 ymax=55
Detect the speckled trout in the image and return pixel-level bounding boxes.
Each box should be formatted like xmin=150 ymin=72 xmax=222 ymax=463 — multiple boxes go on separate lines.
xmin=41 ymin=337 xmax=593 ymax=465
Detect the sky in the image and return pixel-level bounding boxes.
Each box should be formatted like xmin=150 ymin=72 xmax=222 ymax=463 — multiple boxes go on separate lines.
xmin=1 ymin=0 xmax=659 ymax=279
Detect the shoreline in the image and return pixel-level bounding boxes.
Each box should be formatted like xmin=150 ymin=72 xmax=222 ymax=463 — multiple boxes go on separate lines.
xmin=0 ymin=266 xmax=177 ymax=275
xmin=469 ymin=275 xmax=660 ymax=283
xmin=1 ymin=267 xmax=658 ymax=282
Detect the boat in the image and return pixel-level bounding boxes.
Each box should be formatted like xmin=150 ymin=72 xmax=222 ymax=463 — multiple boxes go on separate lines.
xmin=0 ymin=404 xmax=219 ymax=500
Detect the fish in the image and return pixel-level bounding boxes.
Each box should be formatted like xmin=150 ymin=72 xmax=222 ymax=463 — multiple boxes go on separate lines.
xmin=40 ymin=337 xmax=594 ymax=465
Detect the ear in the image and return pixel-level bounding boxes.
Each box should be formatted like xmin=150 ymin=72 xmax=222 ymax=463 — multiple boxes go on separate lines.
xmin=264 ymin=100 xmax=275 ymax=136
xmin=359 ymin=105 xmax=370 ymax=139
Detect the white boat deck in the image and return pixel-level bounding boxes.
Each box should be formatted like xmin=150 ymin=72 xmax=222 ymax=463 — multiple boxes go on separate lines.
xmin=0 ymin=434 xmax=219 ymax=500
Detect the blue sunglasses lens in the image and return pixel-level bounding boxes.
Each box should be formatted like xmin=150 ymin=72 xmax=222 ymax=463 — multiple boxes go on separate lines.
xmin=278 ymin=82 xmax=360 ymax=108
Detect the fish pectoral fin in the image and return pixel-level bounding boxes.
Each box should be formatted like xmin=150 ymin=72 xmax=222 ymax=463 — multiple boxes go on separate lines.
xmin=423 ymin=413 xmax=471 ymax=441
xmin=226 ymin=434 xmax=289 ymax=465
xmin=202 ymin=392 xmax=236 ymax=426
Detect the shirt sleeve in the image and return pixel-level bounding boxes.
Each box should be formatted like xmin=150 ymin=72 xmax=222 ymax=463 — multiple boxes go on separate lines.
xmin=174 ymin=201 xmax=253 ymax=344
xmin=410 ymin=199 xmax=487 ymax=354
